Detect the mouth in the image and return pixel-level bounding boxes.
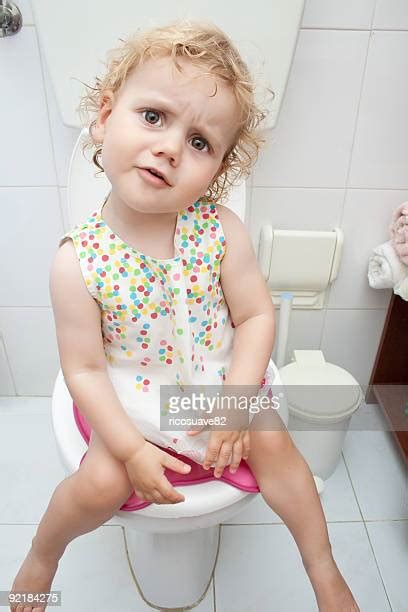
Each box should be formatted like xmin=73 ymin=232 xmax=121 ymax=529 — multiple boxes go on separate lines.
xmin=140 ymin=167 xmax=171 ymax=186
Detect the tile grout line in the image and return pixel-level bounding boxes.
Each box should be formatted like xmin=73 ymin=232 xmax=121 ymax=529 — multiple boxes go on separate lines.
xmin=341 ymin=449 xmax=394 ymax=611
xmin=213 ymin=527 xmax=221 ymax=612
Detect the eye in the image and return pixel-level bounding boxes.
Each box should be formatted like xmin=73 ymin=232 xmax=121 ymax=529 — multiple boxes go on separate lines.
xmin=191 ymin=136 xmax=210 ymax=152
xmin=140 ymin=108 xmax=211 ymax=152
xmin=141 ymin=109 xmax=162 ymax=125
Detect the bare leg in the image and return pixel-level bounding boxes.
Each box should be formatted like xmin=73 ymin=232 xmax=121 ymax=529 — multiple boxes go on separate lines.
xmin=10 ymin=433 xmax=133 ymax=612
xmin=246 ymin=428 xmax=360 ymax=611
xmin=40 ymin=471 xmax=132 ymax=556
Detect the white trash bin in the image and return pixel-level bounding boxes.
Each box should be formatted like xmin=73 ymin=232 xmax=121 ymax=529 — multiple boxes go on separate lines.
xmin=279 ymin=350 xmax=363 ymax=481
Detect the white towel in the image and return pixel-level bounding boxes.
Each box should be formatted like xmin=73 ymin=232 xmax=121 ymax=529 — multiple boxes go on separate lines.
xmin=367 ymin=241 xmax=408 ymax=289
xmin=394 ymin=275 xmax=408 ymax=301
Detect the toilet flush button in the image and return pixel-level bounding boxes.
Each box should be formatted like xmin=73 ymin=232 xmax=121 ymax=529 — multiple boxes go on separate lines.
xmin=0 ymin=1 xmax=22 ymax=37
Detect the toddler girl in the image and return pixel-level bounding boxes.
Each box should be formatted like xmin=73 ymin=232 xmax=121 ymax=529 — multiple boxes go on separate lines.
xmin=10 ymin=20 xmax=359 ymax=612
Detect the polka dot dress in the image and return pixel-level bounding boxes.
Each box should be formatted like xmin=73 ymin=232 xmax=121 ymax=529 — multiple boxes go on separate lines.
xmin=59 ymin=196 xmax=276 ymax=464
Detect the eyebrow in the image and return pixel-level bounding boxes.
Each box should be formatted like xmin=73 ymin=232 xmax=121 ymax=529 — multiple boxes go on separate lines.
xmin=136 ymin=95 xmax=223 ymax=150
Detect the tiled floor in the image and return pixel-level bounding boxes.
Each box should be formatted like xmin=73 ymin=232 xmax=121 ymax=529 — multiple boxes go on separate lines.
xmin=0 ymin=397 xmax=406 ymax=611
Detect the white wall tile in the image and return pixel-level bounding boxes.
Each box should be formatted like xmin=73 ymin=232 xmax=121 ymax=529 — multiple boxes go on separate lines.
xmin=272 ymin=308 xmax=326 ymax=363
xmin=0 ymin=308 xmax=59 ymax=395
xmin=249 ymin=187 xmax=345 ymax=237
xmin=59 ymin=186 xmax=69 ymax=232
xmin=38 ymin=41 xmax=81 ymax=186
xmin=252 ymin=30 xmax=369 ymax=188
xmin=373 ymin=0 xmax=408 ymax=30
xmin=0 ymin=26 xmax=56 ymax=185
xmin=302 ymin=0 xmax=376 ymax=30
xmin=349 ymin=31 xmax=408 ymax=189
xmin=0 ymin=337 xmax=16 ymax=395
xmin=321 ymin=308 xmax=388 ymax=385
xmin=0 ymin=187 xmax=64 ymax=307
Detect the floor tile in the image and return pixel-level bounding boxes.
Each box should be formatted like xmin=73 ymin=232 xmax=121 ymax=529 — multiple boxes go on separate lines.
xmin=0 ymin=525 xmax=214 ymax=611
xmin=343 ymin=430 xmax=408 ymax=520
xmin=366 ymin=520 xmax=408 ymax=612
xmin=0 ymin=399 xmax=66 ymax=524
xmin=214 ymin=522 xmax=390 ymax=612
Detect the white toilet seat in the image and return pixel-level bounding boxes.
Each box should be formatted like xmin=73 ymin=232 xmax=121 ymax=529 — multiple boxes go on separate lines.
xmin=51 ymin=370 xmax=256 ymax=521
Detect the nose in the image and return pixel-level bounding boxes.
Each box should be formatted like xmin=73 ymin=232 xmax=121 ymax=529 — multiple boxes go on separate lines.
xmin=151 ymin=128 xmax=182 ymax=165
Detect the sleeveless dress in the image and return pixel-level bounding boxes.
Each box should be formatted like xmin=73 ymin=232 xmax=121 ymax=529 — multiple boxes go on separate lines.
xmin=60 ymin=195 xmax=278 ymax=466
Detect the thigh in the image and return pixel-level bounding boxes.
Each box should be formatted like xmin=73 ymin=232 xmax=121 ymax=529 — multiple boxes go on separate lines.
xmin=76 ymin=429 xmax=134 ymax=503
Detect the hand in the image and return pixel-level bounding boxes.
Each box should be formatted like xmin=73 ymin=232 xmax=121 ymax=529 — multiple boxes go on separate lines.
xmin=124 ymin=441 xmax=191 ymax=504
xmin=187 ymin=427 xmax=250 ymax=478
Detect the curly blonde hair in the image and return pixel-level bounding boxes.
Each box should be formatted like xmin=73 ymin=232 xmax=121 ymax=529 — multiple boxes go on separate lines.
xmin=77 ymin=19 xmax=274 ymax=205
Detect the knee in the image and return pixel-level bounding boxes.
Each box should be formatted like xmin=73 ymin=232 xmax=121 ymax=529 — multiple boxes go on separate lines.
xmin=250 ymin=430 xmax=295 ymax=458
xmin=74 ymin=463 xmax=133 ymax=509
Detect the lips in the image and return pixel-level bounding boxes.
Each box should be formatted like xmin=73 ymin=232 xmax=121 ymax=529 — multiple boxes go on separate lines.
xmin=137 ymin=167 xmax=171 ymax=188
xmin=142 ymin=166 xmax=170 ymax=186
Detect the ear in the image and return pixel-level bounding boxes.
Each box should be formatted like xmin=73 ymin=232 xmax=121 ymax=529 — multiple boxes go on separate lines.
xmin=91 ymin=90 xmax=115 ymax=144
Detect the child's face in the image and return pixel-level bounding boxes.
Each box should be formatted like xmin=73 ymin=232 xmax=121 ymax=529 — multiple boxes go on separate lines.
xmin=93 ymin=55 xmax=240 ymax=214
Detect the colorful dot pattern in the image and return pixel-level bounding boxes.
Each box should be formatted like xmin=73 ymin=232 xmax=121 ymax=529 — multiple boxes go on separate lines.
xmin=60 ymin=199 xmax=235 ymax=393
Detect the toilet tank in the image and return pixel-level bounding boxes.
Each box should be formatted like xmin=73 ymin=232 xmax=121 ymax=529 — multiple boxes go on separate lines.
xmin=31 ymin=0 xmax=305 ymax=130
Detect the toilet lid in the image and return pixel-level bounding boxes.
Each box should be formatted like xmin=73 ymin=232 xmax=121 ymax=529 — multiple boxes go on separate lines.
xmin=279 ymin=361 xmax=363 ymax=422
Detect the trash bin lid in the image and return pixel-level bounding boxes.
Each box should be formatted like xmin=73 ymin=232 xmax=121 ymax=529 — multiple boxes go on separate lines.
xmin=278 ymin=350 xmax=363 ymax=422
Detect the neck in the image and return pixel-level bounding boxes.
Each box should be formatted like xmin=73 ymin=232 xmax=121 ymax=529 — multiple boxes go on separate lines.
xmin=103 ymin=192 xmax=178 ymax=232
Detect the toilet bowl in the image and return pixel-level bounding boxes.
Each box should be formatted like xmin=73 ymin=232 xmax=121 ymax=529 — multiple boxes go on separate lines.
xmin=53 ymin=365 xmax=293 ymax=608
xmin=52 ymin=370 xmax=267 ymax=608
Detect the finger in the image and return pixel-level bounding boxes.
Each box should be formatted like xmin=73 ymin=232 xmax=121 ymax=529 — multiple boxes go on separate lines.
xmin=159 ymin=476 xmax=185 ymax=503
xmin=134 ymin=489 xmax=146 ymax=501
xmin=242 ymin=431 xmax=251 ymax=460
xmin=203 ymin=437 xmax=223 ymax=470
xmin=214 ymin=443 xmax=233 ymax=478
xmin=150 ymin=488 xmax=167 ymax=504
xmin=229 ymin=438 xmax=243 ymax=474
xmin=164 ymin=455 xmax=192 ymax=475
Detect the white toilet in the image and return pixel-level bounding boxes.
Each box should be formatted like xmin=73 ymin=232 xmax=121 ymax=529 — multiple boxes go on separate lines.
xmin=51 ymin=128 xmax=301 ymax=609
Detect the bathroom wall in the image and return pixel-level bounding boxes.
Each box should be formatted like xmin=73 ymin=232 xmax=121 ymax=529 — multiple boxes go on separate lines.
xmin=1 ymin=0 xmax=407 ymax=395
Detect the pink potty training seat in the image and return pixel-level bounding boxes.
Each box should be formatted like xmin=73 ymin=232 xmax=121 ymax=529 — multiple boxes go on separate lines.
xmin=73 ymin=403 xmax=260 ymax=511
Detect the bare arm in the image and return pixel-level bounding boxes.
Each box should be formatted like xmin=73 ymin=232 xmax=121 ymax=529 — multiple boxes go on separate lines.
xmin=217 ymin=204 xmax=276 ymax=387
xmin=49 ymin=240 xmax=146 ymax=462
